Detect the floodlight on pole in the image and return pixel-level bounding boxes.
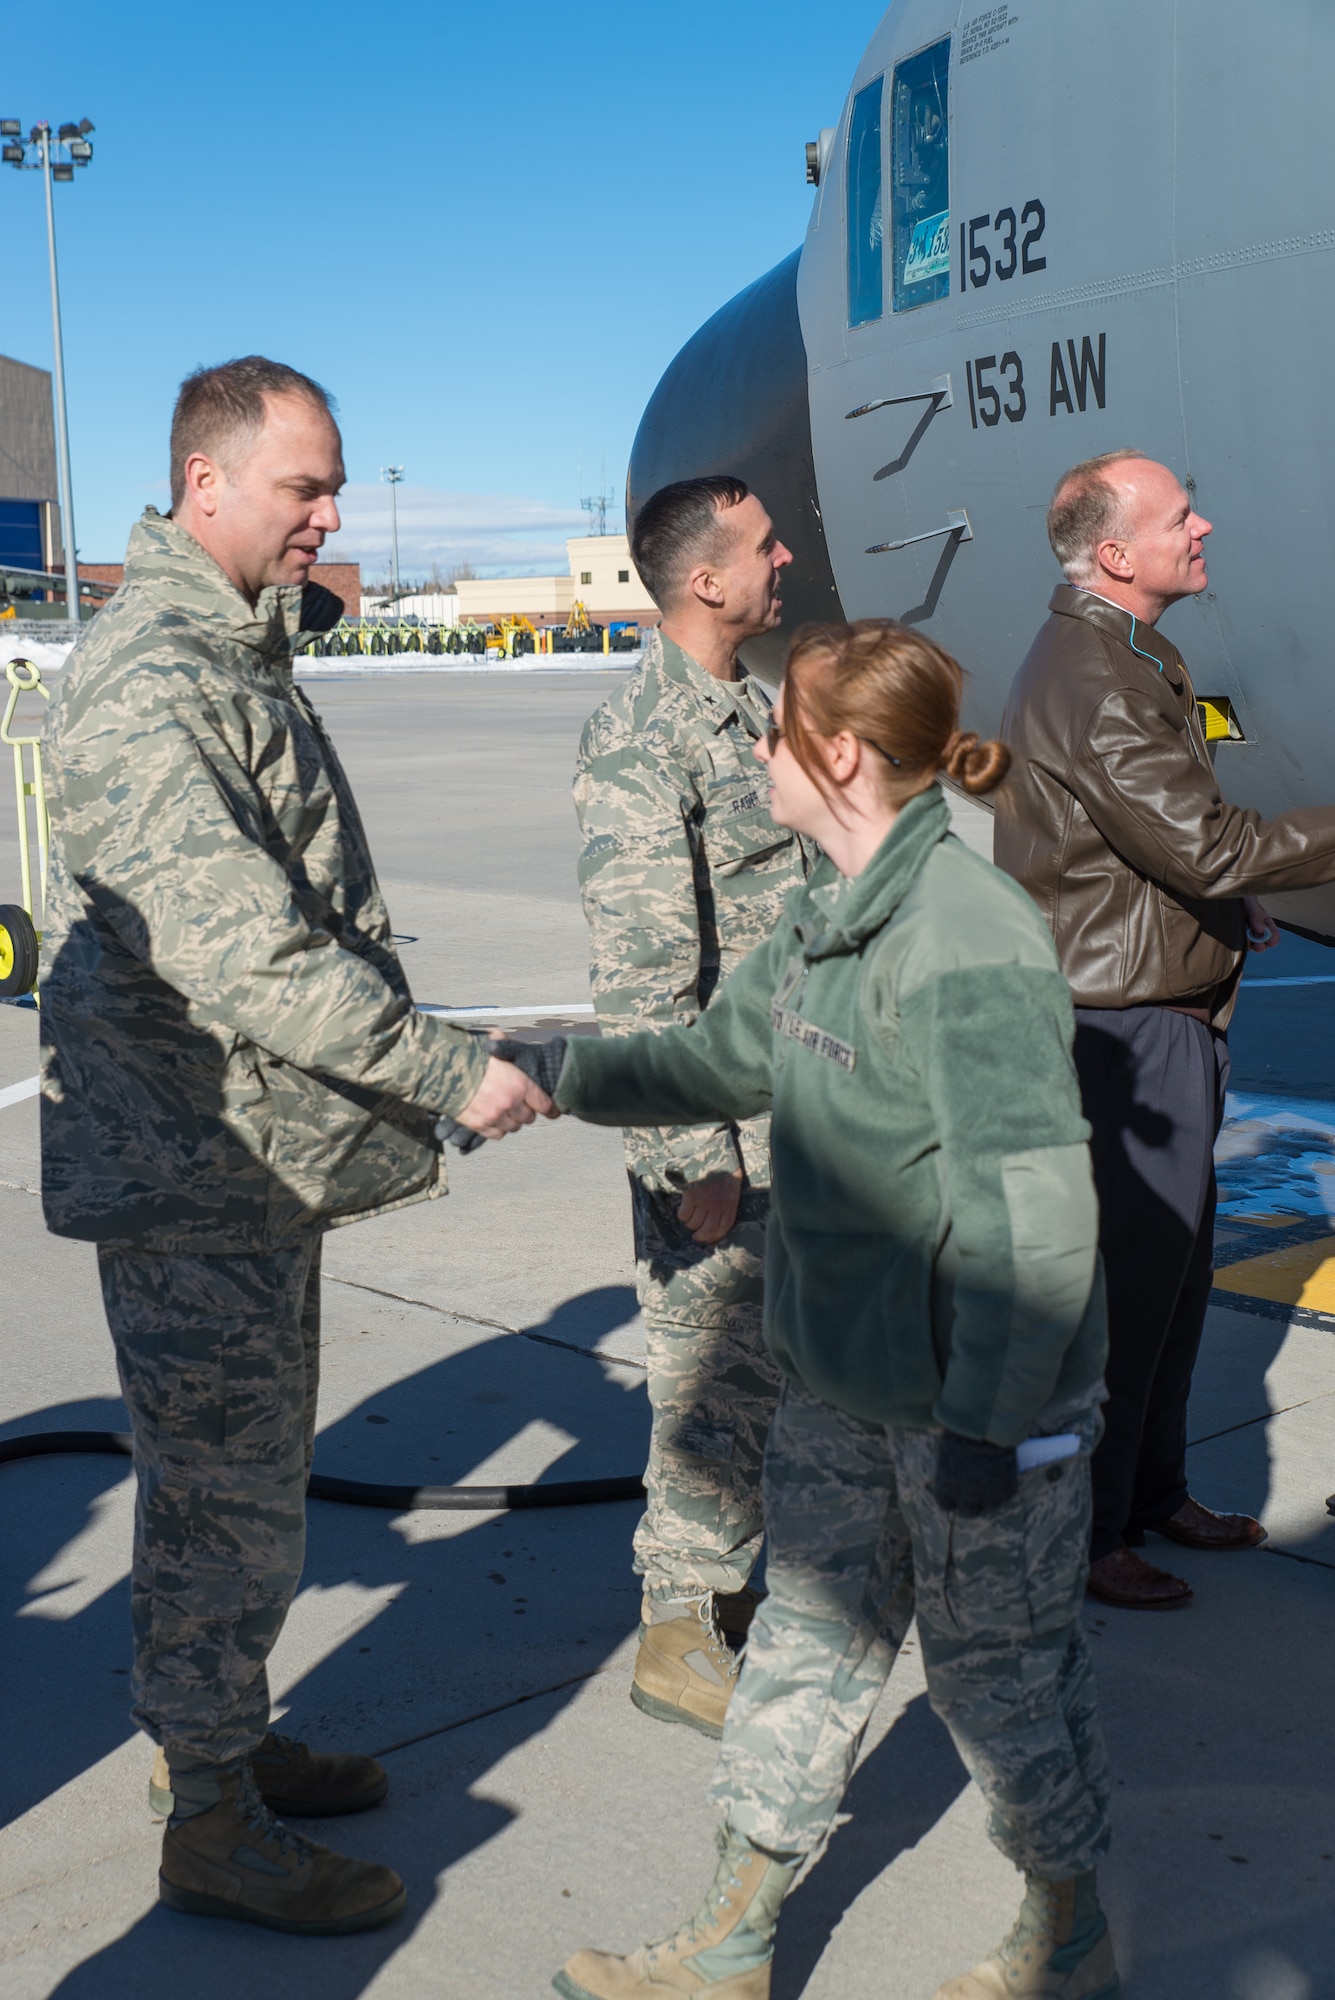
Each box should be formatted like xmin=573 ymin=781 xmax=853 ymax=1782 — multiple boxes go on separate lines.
xmin=381 ymin=466 xmax=404 ymax=605
xmin=3 ymin=116 xmax=95 ymax=624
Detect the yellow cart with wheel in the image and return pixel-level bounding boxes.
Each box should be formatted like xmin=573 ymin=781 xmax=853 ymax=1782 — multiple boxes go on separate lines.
xmin=0 ymin=657 xmax=50 ymax=1000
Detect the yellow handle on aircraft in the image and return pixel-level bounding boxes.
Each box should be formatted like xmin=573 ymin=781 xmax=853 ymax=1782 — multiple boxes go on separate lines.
xmin=1196 ymin=695 xmax=1245 ymax=743
xmin=2 ymin=657 xmax=52 ymax=929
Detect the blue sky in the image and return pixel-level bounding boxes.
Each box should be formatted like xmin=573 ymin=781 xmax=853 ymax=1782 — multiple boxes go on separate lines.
xmin=4 ymin=1 xmax=881 ymax=581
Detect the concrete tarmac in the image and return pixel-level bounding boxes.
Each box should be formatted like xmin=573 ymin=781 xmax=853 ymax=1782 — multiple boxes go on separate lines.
xmin=2 ymin=668 xmax=1333 ymax=1999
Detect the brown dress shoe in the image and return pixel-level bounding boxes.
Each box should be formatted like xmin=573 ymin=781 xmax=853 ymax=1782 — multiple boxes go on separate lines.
xmin=1151 ymin=1495 xmax=1267 ymax=1550
xmin=1087 ymin=1545 xmax=1193 ymax=1609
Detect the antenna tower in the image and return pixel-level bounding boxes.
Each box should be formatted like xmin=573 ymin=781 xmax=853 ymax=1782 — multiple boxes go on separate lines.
xmin=580 ymin=454 xmax=614 ymax=536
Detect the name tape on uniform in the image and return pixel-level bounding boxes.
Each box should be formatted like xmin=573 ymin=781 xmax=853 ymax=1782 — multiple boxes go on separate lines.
xmin=771 ymin=1006 xmax=857 ymax=1072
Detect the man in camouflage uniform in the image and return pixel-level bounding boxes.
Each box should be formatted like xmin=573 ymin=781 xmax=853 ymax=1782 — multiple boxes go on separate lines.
xmin=574 ymin=475 xmax=811 ymax=1737
xmin=40 ymin=357 xmax=549 ymax=1935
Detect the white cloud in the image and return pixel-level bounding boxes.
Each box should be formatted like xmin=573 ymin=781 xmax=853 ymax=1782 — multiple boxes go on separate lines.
xmin=322 ymin=483 xmax=595 ymax=577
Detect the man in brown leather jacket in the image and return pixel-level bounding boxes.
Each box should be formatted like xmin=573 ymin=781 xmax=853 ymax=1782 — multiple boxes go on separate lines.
xmin=994 ymin=449 xmax=1335 ymax=1609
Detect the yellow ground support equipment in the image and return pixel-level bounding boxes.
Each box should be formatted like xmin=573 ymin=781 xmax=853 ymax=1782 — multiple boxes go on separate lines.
xmin=0 ymin=657 xmax=50 ymax=998
xmin=495 ymin=615 xmax=538 ymax=658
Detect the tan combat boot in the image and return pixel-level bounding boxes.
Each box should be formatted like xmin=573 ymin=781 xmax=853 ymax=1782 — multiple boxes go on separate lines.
xmin=631 ymin=1593 xmax=740 ymax=1738
xmin=933 ymin=1872 xmax=1120 ymax=1998
xmin=150 ymin=1731 xmax=388 ymax=1818
xmin=553 ymin=1824 xmax=797 ymax=1999
xmin=638 ymin=1584 xmax=765 ymax=1645
xmin=159 ymin=1762 xmax=406 ymax=1934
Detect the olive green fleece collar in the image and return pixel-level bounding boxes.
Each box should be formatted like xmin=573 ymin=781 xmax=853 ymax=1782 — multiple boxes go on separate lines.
xmin=800 ymin=785 xmax=951 ymax=958
xmin=122 ymin=508 xmax=342 ymax=661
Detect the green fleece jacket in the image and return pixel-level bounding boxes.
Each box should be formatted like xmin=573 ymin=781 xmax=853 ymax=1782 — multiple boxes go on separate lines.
xmin=557 ymin=786 xmax=1107 ymax=1445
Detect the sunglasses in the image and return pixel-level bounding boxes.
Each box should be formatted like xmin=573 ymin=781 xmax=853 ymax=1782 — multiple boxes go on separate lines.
xmin=764 ymin=720 xmax=899 ymax=767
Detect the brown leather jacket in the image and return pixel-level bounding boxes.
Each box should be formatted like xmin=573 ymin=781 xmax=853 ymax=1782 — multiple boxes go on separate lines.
xmin=993 ymin=585 xmax=1335 ymax=1028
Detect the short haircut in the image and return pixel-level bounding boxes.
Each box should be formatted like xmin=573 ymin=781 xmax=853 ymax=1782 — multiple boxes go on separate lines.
xmin=170 ymin=356 xmax=336 ymax=510
xmin=630 ymin=475 xmax=749 ymax=610
xmin=1047 ymin=449 xmax=1148 ymax=582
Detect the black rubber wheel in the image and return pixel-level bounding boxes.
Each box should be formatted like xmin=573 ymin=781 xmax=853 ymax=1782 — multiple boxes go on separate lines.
xmin=0 ymin=903 xmax=39 ymax=998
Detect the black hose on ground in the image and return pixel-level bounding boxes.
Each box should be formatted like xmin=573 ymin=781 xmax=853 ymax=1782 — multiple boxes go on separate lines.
xmin=0 ymin=1430 xmax=645 ymax=1512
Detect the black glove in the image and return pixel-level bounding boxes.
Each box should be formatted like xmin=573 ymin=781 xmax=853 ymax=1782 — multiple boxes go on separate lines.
xmin=930 ymin=1430 xmax=1018 ymax=1517
xmin=434 ymin=1115 xmax=486 ymax=1154
xmin=488 ymin=1034 xmax=568 ymax=1098
xmin=433 ymin=1034 xmax=568 ymax=1155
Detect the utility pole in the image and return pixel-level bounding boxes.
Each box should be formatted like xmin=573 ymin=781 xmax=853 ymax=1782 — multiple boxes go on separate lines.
xmin=2 ymin=117 xmax=95 ymax=625
xmin=381 ymin=465 xmax=403 ymax=607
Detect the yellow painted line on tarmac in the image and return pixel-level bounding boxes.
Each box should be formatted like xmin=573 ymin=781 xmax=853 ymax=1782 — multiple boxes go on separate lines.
xmin=1214 ymin=1235 xmax=1335 ymax=1312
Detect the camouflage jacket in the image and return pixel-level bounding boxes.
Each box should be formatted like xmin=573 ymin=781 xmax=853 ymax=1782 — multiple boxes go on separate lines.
xmin=573 ymin=629 xmax=812 ymax=1190
xmin=39 ymin=509 xmax=488 ymax=1252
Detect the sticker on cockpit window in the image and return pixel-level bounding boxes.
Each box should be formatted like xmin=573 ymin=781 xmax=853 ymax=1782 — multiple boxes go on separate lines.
xmin=903 ymin=210 xmax=951 ymax=288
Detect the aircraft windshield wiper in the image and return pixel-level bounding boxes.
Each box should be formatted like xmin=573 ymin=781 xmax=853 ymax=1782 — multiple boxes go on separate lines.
xmin=846 ymin=373 xmax=953 ymax=419
xmin=867 ymin=509 xmax=973 ymax=556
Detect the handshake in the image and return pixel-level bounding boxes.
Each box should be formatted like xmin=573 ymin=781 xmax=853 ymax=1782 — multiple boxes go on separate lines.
xmin=438 ymin=1034 xmax=568 ymax=1151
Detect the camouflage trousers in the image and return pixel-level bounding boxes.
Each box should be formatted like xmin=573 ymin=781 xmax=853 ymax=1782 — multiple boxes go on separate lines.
xmin=629 ymin=1177 xmax=784 ymax=1600
xmin=98 ymin=1234 xmax=322 ymax=1765
xmin=714 ymin=1381 xmax=1111 ymax=1879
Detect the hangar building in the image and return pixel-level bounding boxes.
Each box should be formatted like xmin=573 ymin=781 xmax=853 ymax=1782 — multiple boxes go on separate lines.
xmin=0 ymin=352 xmax=62 ymax=576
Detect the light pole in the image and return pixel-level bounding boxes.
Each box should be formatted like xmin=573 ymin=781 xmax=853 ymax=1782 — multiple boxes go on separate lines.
xmin=380 ymin=465 xmax=403 ymax=610
xmin=2 ymin=117 xmax=94 ymax=626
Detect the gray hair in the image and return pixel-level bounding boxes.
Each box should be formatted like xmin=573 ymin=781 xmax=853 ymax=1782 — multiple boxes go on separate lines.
xmin=1046 ymin=449 xmax=1148 ymax=582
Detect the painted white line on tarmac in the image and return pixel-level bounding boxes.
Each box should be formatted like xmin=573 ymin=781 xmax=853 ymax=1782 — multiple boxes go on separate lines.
xmin=299 ymin=657 xmax=640 ymax=676
xmin=0 ymin=1016 xmax=587 ymax=1112
xmin=419 ymin=1004 xmax=596 ymax=1022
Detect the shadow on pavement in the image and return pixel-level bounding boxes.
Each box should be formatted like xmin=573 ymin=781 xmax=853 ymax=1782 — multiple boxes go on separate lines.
xmin=771 ymin=1690 xmax=969 ymax=2000
xmin=10 ymin=1287 xmax=652 ymax=2000
xmin=0 ymin=1395 xmax=138 ymax=1832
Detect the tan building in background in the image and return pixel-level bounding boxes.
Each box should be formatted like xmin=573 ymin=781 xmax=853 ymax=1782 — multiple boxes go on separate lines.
xmin=453 ymin=533 xmax=658 ymax=627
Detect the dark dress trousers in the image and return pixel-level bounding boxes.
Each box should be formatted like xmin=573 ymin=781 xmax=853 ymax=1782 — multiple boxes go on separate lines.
xmin=994 ymin=585 xmax=1335 ymax=1558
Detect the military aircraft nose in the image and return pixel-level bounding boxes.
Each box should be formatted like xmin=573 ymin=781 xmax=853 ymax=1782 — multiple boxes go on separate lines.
xmin=627 ymin=248 xmax=844 ymax=678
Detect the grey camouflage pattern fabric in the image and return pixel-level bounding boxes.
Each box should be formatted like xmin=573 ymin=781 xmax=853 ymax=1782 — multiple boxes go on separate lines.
xmin=575 ymin=632 xmax=809 ymax=1596
xmin=574 ymin=629 xmax=812 ymax=1191
xmin=40 ymin=508 xmax=487 ymax=1252
xmin=715 ymin=1381 xmax=1111 ymax=1878
xmin=631 ymin=1180 xmax=784 ymax=1597
xmin=100 ymin=1234 xmax=322 ymax=1761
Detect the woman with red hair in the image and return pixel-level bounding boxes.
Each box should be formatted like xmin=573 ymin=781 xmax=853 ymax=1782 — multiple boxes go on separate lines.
xmin=545 ymin=619 xmax=1117 ymax=2000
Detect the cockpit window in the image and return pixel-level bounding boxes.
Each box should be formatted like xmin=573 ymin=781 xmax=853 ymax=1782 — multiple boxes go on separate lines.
xmin=846 ymin=76 xmax=884 ymax=328
xmin=891 ymin=37 xmax=950 ymax=312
